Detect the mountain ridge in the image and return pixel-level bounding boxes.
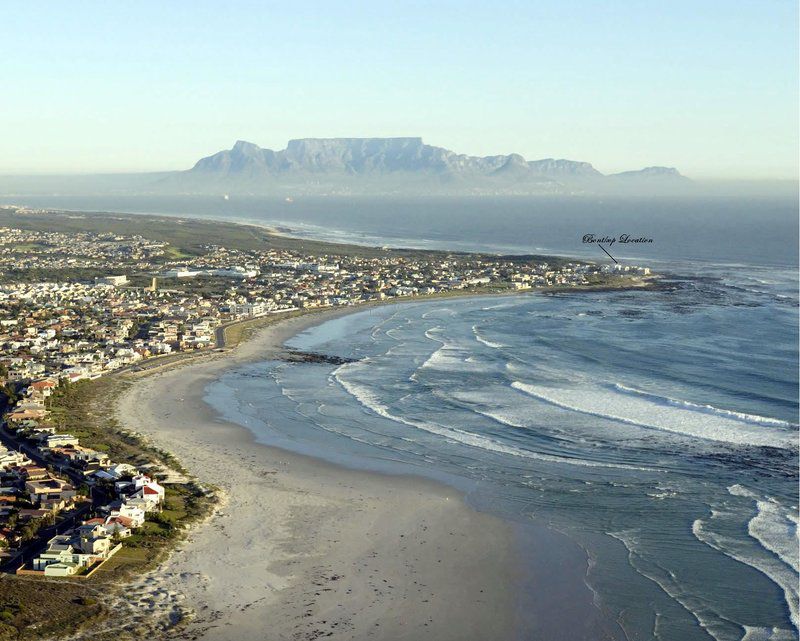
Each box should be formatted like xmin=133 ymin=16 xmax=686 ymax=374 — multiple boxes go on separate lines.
xmin=163 ymin=137 xmax=690 ymax=195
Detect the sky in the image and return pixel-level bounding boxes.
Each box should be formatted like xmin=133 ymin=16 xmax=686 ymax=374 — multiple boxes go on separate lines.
xmin=1 ymin=1 xmax=797 ymax=179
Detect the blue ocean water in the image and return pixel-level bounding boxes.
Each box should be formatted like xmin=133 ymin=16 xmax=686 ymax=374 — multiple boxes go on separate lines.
xmin=6 ymin=193 xmax=798 ymax=266
xmin=8 ymin=194 xmax=798 ymax=639
xmin=208 ymin=265 xmax=798 ymax=641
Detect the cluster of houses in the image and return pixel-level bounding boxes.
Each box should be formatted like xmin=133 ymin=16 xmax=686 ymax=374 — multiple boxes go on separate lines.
xmin=0 ymin=225 xmax=168 ymax=271
xmin=29 ymin=471 xmax=164 ymax=577
xmin=600 ymin=263 xmax=651 ymax=276
xmin=0 ymin=221 xmax=653 ymax=385
xmin=0 ymin=218 xmax=654 ymax=578
xmin=1 ymin=377 xmax=165 ymax=577
xmin=0 ymin=280 xmax=220 ymax=382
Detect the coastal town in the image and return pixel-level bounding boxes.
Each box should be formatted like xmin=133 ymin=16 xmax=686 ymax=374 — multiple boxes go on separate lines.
xmin=0 ymin=206 xmax=653 ymax=638
xmin=0 ymin=209 xmax=651 ymax=377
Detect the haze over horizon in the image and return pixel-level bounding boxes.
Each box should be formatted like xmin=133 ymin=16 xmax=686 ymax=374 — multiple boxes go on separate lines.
xmin=2 ymin=1 xmax=798 ymax=180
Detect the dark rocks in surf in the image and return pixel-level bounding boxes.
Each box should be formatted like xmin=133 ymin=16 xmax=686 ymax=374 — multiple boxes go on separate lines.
xmin=281 ymin=350 xmax=356 ymax=365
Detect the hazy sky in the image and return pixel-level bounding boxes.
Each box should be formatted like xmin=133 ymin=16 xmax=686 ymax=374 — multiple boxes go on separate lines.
xmin=2 ymin=1 xmax=797 ymax=179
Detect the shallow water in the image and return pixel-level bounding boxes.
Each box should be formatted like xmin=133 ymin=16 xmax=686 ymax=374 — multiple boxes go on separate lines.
xmin=12 ymin=193 xmax=798 ymax=639
xmin=207 ymin=263 xmax=798 ymax=640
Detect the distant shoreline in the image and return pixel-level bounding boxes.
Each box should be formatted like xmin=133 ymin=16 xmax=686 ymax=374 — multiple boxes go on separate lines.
xmin=0 ymin=202 xmax=656 ymax=638
xmin=112 ymin=292 xmax=629 ymax=639
xmin=0 ymin=201 xmax=581 ymax=259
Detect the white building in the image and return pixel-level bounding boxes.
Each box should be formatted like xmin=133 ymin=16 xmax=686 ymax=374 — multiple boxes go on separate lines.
xmin=95 ymin=275 xmax=128 ymax=286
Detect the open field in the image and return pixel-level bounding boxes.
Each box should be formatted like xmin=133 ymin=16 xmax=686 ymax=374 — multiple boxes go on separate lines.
xmin=0 ymin=206 xmax=569 ymax=263
xmin=0 ymin=577 xmax=106 ymax=641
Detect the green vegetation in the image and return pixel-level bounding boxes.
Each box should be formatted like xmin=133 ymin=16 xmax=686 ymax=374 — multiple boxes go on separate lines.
xmin=4 ymin=242 xmax=47 ymax=252
xmin=19 ymin=514 xmax=53 ymax=543
xmin=0 ymin=207 xmax=568 ymax=264
xmin=160 ymin=244 xmax=194 ymax=260
xmin=47 ymin=378 xmax=159 ymax=466
xmin=0 ymin=373 xmax=215 ymax=639
xmin=0 ymin=580 xmax=105 ymax=640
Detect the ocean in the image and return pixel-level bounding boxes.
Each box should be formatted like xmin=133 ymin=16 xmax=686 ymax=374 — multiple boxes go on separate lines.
xmin=5 ymin=193 xmax=797 ymax=266
xmin=6 ymin=193 xmax=799 ymax=640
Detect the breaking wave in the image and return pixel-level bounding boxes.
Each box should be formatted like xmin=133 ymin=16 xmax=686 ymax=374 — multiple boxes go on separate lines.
xmin=335 ymin=364 xmax=658 ymax=471
xmin=471 ymin=324 xmax=505 ymax=349
xmin=511 ymin=382 xmax=795 ymax=449
xmin=691 ymin=485 xmax=799 ymax=631
xmin=613 ymin=384 xmax=796 ymax=428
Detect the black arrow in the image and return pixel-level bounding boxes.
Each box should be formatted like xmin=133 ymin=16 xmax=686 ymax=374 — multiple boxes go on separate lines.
xmin=598 ymin=244 xmax=618 ymax=264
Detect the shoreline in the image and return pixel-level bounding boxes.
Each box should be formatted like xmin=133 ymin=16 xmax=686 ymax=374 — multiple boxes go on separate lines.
xmin=2 ymin=201 xmax=574 ymax=258
xmin=2 ymin=201 xmax=661 ymax=266
xmin=115 ymin=304 xmax=524 ymax=640
xmin=113 ymin=298 xmax=623 ymax=640
xmin=0 ymin=203 xmax=651 ymax=638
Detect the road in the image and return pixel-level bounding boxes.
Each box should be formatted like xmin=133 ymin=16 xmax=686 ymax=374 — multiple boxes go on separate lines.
xmin=0 ymin=413 xmax=112 ymax=572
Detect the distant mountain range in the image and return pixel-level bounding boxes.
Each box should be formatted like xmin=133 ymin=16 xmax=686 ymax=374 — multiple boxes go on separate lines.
xmin=156 ymin=137 xmax=689 ymax=196
xmin=0 ymin=138 xmax=691 ymax=198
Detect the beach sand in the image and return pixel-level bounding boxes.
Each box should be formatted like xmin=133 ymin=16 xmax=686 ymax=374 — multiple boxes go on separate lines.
xmin=114 ymin=309 xmax=523 ymax=641
xmin=113 ymin=305 xmax=628 ymax=641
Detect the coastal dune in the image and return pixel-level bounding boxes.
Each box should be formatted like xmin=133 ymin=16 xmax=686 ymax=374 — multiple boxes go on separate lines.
xmin=115 ymin=311 xmax=521 ymax=640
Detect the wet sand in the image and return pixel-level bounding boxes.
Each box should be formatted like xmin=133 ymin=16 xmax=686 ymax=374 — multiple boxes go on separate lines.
xmin=115 ymin=308 xmax=524 ymax=640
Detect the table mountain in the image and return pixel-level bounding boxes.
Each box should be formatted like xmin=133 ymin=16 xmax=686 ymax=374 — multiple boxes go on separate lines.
xmin=159 ymin=137 xmax=689 ymax=195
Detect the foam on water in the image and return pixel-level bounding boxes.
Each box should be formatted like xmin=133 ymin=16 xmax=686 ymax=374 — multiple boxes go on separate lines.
xmin=741 ymin=627 xmax=799 ymax=641
xmin=613 ymin=384 xmax=796 ymax=428
xmin=729 ymin=485 xmax=799 ymax=572
xmin=748 ymin=501 xmax=799 ymax=573
xmin=334 ymin=363 xmax=659 ymax=471
xmin=419 ymin=344 xmax=489 ymax=373
xmin=692 ymin=518 xmax=798 ymax=633
xmin=419 ymin=326 xmax=493 ymax=373
xmin=471 ymin=324 xmax=505 ymax=349
xmin=690 ymin=485 xmax=799 ymax=631
xmin=608 ymin=529 xmax=734 ymax=641
xmin=511 ymin=382 xmax=795 ymax=449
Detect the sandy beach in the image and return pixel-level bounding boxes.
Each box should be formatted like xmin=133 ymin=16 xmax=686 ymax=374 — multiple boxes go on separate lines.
xmin=114 ymin=307 xmax=524 ymax=641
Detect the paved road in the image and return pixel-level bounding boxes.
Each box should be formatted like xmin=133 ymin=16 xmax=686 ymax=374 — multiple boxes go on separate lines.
xmin=0 ymin=412 xmax=112 ymax=572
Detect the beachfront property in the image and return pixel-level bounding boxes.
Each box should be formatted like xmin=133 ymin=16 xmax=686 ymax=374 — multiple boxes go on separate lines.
xmin=31 ymin=525 xmax=122 ymax=576
xmin=0 ymin=221 xmax=651 ymax=391
xmin=0 ymin=214 xmax=653 ymax=580
xmin=0 ymin=371 xmax=173 ymax=575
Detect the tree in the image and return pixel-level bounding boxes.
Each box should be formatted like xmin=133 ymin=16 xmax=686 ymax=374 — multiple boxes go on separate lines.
xmin=20 ymin=520 xmax=40 ymax=542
